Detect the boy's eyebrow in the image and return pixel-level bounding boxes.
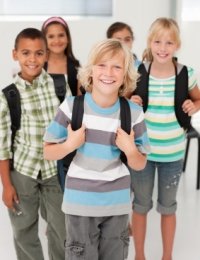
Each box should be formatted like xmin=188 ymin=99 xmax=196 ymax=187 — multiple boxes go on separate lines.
xmin=20 ymin=48 xmax=45 ymax=52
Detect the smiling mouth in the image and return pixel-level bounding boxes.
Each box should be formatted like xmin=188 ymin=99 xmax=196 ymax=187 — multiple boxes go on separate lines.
xmin=27 ymin=65 xmax=38 ymax=70
xmin=157 ymin=53 xmax=168 ymax=58
xmin=100 ymin=79 xmax=115 ymax=84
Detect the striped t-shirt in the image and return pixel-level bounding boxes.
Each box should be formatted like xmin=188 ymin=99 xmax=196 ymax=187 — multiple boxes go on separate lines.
xmin=44 ymin=92 xmax=150 ymax=217
xmin=146 ymin=66 xmax=197 ymax=162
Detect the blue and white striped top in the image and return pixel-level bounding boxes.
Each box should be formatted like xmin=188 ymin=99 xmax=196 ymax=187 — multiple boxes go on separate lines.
xmin=44 ymin=92 xmax=150 ymax=217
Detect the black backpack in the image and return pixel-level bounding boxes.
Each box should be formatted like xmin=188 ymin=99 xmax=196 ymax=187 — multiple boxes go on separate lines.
xmin=135 ymin=62 xmax=191 ymax=130
xmin=61 ymin=94 xmax=131 ymax=171
xmin=44 ymin=57 xmax=79 ymax=98
xmin=2 ymin=85 xmax=131 ymax=175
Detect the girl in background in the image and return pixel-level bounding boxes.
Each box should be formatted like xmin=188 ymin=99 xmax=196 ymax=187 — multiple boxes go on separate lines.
xmin=106 ymin=21 xmax=141 ymax=68
xmin=42 ymin=16 xmax=81 ymax=97
xmin=42 ymin=16 xmax=82 ymax=190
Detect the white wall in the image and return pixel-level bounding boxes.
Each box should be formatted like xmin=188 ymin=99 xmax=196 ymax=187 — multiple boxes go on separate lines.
xmin=176 ymin=0 xmax=200 ymax=72
xmin=175 ymin=0 xmax=200 ymax=124
xmin=0 ymin=0 xmax=171 ymax=87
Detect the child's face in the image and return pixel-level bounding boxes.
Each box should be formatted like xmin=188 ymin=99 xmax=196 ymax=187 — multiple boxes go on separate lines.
xmin=150 ymin=30 xmax=179 ymax=65
xmin=111 ymin=28 xmax=133 ymax=50
xmin=91 ymin=50 xmax=125 ymax=98
xmin=13 ymin=38 xmax=47 ymax=83
xmin=45 ymin=24 xmax=68 ymax=55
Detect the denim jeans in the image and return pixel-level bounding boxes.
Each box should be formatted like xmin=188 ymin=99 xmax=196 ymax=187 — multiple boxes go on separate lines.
xmin=8 ymin=170 xmax=65 ymax=260
xmin=130 ymin=160 xmax=183 ymax=214
xmin=65 ymin=214 xmax=129 ymax=260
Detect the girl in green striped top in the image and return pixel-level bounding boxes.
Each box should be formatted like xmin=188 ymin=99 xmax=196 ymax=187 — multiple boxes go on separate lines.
xmin=130 ymin=17 xmax=200 ymax=260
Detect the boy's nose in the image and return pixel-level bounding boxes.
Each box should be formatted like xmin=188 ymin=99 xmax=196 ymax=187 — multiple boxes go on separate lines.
xmin=29 ymin=54 xmax=36 ymax=61
xmin=105 ymin=67 xmax=113 ymax=75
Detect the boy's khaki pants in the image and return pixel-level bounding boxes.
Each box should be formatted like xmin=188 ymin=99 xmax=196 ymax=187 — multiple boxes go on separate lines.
xmin=8 ymin=170 xmax=65 ymax=260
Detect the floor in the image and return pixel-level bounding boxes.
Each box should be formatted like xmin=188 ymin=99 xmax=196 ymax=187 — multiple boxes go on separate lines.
xmin=1 ymin=138 xmax=200 ymax=260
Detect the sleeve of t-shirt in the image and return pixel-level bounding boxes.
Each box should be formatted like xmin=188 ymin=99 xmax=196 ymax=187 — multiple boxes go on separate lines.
xmin=43 ymin=97 xmax=73 ymax=143
xmin=188 ymin=67 xmax=198 ymax=91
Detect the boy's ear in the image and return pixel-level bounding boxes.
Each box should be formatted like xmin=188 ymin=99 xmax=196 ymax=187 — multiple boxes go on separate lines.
xmin=12 ymin=49 xmax=18 ymax=61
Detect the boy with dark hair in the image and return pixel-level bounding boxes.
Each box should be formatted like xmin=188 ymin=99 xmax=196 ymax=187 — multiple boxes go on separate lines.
xmin=0 ymin=28 xmax=65 ymax=260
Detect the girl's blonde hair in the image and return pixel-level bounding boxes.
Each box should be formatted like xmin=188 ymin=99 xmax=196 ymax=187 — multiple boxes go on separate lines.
xmin=78 ymin=39 xmax=138 ymax=96
xmin=143 ymin=17 xmax=181 ymax=62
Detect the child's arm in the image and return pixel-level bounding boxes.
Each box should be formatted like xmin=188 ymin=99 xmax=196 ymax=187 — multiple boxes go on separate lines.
xmin=0 ymin=160 xmax=18 ymax=210
xmin=129 ymin=94 xmax=143 ymax=106
xmin=44 ymin=124 xmax=86 ymax=160
xmin=115 ymin=128 xmax=147 ymax=170
xmin=182 ymin=85 xmax=200 ymax=116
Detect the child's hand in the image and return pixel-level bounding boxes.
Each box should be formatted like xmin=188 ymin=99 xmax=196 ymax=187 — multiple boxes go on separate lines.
xmin=66 ymin=124 xmax=86 ymax=152
xmin=130 ymin=95 xmax=143 ymax=106
xmin=115 ymin=127 xmax=135 ymax=154
xmin=182 ymin=99 xmax=197 ymax=116
xmin=3 ymin=184 xmax=19 ymax=210
xmin=116 ymin=127 xmax=147 ymax=170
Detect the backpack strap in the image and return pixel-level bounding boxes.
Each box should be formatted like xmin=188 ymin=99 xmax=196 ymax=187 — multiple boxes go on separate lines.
xmin=49 ymin=73 xmax=66 ymax=103
xmin=119 ymin=97 xmax=131 ymax=164
xmin=62 ymin=95 xmax=85 ymax=170
xmin=71 ymin=95 xmax=84 ymax=130
xmin=119 ymin=97 xmax=131 ymax=134
xmin=174 ymin=64 xmax=191 ymax=129
xmin=2 ymin=84 xmax=21 ymax=148
xmin=44 ymin=61 xmax=67 ymax=103
xmin=67 ymin=57 xmax=79 ymax=96
xmin=2 ymin=84 xmax=21 ymax=169
xmin=134 ymin=63 xmax=151 ymax=112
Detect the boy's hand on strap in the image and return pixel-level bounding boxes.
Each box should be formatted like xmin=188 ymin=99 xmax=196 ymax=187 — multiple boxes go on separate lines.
xmin=115 ymin=127 xmax=136 ymax=155
xmin=66 ymin=124 xmax=86 ymax=153
xmin=116 ymin=127 xmax=147 ymax=170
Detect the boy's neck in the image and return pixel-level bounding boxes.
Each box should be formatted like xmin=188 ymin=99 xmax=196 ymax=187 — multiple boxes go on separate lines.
xmin=91 ymin=92 xmax=118 ymax=108
xmin=18 ymin=71 xmax=41 ymax=84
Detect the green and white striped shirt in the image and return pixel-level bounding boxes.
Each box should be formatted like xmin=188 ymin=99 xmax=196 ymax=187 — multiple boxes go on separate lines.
xmin=0 ymin=69 xmax=60 ymax=179
xmin=146 ymin=67 xmax=197 ymax=162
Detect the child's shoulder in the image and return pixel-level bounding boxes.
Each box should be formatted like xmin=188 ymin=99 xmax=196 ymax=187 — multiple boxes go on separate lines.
xmin=0 ymin=84 xmax=15 ymax=112
xmin=127 ymin=98 xmax=143 ymax=112
xmin=177 ymin=63 xmax=195 ymax=78
xmin=1 ymin=82 xmax=19 ymax=100
xmin=59 ymin=95 xmax=75 ymax=112
xmin=40 ymin=68 xmax=53 ymax=82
